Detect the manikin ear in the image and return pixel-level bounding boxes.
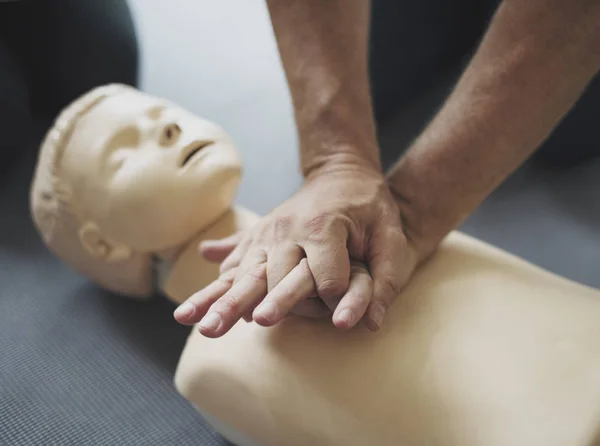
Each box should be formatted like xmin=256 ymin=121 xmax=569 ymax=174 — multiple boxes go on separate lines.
xmin=78 ymin=221 xmax=133 ymax=262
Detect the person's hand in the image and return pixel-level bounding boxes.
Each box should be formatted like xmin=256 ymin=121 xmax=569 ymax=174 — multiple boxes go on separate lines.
xmin=174 ymin=165 xmax=419 ymax=338
xmin=197 ymin=235 xmax=335 ymax=321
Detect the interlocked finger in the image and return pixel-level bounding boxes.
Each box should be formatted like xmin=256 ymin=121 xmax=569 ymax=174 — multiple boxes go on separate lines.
xmin=198 ymin=262 xmax=268 ymax=337
xmin=332 ymin=261 xmax=373 ymax=330
xmin=253 ymin=258 xmax=316 ymax=326
xmin=219 ymin=232 xmax=253 ymax=274
xmin=199 ymin=231 xmax=245 ymax=263
xmin=173 ymin=268 xmax=237 ymax=325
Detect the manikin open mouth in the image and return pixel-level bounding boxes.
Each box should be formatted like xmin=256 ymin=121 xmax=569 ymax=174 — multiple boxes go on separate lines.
xmin=180 ymin=141 xmax=214 ymax=167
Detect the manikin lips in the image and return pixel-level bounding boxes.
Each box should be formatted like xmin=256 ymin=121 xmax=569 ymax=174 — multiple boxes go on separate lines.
xmin=180 ymin=141 xmax=214 ymax=167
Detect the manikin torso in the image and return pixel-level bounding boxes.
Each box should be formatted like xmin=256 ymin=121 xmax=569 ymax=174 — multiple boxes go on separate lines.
xmin=31 ymin=85 xmax=600 ymax=446
xmin=175 ymin=231 xmax=600 ymax=446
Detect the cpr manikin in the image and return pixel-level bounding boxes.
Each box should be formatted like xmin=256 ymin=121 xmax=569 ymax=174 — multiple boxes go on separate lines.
xmin=31 ymin=84 xmax=600 ymax=446
xmin=30 ymin=83 xmax=258 ymax=304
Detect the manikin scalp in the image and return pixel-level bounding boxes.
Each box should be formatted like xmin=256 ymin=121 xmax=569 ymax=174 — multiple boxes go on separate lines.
xmin=30 ymin=84 xmax=154 ymax=298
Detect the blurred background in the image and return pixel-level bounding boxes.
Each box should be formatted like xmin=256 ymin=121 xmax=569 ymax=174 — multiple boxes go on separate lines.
xmin=0 ymin=1 xmax=598 ymax=445
xmin=128 ymin=0 xmax=304 ymax=214
xmin=129 ymin=0 xmax=600 ymax=286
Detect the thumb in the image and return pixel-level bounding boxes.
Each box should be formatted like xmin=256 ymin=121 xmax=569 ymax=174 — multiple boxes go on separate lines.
xmin=199 ymin=231 xmax=244 ymax=263
xmin=364 ymin=227 xmax=415 ymax=331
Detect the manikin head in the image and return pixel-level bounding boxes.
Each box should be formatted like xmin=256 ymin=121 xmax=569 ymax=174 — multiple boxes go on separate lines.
xmin=30 ymin=84 xmax=242 ymax=297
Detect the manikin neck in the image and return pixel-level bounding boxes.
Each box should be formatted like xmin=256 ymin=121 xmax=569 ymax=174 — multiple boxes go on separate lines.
xmin=148 ymin=204 xmax=257 ymax=304
xmin=151 ymin=209 xmax=233 ymax=291
xmin=155 ymin=209 xmax=232 ymax=263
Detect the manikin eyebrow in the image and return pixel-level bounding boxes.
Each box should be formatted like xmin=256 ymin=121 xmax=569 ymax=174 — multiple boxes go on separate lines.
xmin=99 ymin=125 xmax=141 ymax=175
xmin=145 ymin=104 xmax=167 ymax=120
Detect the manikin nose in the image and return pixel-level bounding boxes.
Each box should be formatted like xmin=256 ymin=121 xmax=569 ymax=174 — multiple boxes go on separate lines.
xmin=158 ymin=123 xmax=182 ymax=147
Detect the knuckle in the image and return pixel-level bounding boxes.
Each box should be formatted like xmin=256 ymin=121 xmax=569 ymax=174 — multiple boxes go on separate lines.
xmin=246 ymin=263 xmax=267 ymax=283
xmin=219 ymin=258 xmax=238 ymax=274
xmin=239 ymin=248 xmax=267 ymax=268
xmin=253 ymin=224 xmax=270 ymax=244
xmin=391 ymin=229 xmax=409 ymax=251
xmin=217 ymin=269 xmax=236 ymax=286
xmin=347 ymin=293 xmax=370 ymax=311
xmin=377 ymin=275 xmax=404 ymax=302
xmin=297 ymin=258 xmax=312 ymax=275
xmin=377 ymin=224 xmax=405 ymax=244
xmin=350 ymin=261 xmax=371 ymax=277
xmin=354 ymin=292 xmax=371 ymax=306
xmin=273 ymin=215 xmax=295 ymax=240
xmin=216 ymin=294 xmax=240 ymax=314
xmin=304 ymin=214 xmax=337 ymax=239
xmin=316 ymin=277 xmax=347 ymax=300
xmin=237 ymin=232 xmax=254 ymax=250
xmin=231 ymin=230 xmax=245 ymax=242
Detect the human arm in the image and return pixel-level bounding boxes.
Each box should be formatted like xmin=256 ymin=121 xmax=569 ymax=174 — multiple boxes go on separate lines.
xmin=266 ymin=0 xmax=380 ymax=177
xmin=386 ymin=0 xmax=600 ymax=257
xmin=174 ymin=0 xmax=416 ymax=336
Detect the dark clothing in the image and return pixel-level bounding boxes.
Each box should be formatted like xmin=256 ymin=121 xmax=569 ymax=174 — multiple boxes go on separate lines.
xmin=0 ymin=0 xmax=597 ymax=172
xmin=368 ymin=0 xmax=600 ymax=168
xmin=0 ymin=0 xmax=139 ymax=173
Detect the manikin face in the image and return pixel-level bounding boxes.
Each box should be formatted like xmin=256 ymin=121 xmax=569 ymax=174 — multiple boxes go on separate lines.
xmin=60 ymin=90 xmax=242 ymax=252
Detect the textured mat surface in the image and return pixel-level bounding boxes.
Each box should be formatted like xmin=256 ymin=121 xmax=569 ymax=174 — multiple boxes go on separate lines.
xmin=0 ymin=150 xmax=229 ymax=445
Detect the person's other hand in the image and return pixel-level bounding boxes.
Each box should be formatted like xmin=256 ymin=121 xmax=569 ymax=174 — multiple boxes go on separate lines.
xmin=195 ymin=235 xmax=334 ymax=321
xmin=174 ymin=166 xmax=418 ymax=338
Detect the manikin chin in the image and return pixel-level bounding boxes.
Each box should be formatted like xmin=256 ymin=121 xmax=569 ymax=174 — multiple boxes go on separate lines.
xmin=30 ymin=84 xmax=600 ymax=446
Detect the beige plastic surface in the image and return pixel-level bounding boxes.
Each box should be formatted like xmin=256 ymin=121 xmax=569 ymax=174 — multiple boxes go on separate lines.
xmin=175 ymin=232 xmax=600 ymax=446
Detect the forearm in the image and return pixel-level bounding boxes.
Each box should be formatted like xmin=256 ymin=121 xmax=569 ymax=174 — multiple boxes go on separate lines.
xmin=387 ymin=0 xmax=600 ymax=255
xmin=266 ymin=0 xmax=381 ymax=177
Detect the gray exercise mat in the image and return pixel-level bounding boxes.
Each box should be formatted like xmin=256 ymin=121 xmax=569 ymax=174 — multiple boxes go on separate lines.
xmin=1 ymin=122 xmax=598 ymax=446
xmin=0 ymin=141 xmax=229 ymax=445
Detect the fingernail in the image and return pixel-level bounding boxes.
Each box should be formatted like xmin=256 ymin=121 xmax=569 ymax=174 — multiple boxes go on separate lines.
xmin=174 ymin=302 xmax=195 ymax=319
xmin=371 ymin=303 xmax=386 ymax=328
xmin=336 ymin=309 xmax=355 ymax=327
xmin=199 ymin=312 xmax=222 ymax=331
xmin=254 ymin=302 xmax=277 ymax=322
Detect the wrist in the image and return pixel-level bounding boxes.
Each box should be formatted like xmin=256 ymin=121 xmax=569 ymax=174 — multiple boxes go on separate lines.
xmin=384 ymin=161 xmax=455 ymax=261
xmin=296 ymin=92 xmax=382 ymax=179
xmin=302 ymin=145 xmax=382 ymax=180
